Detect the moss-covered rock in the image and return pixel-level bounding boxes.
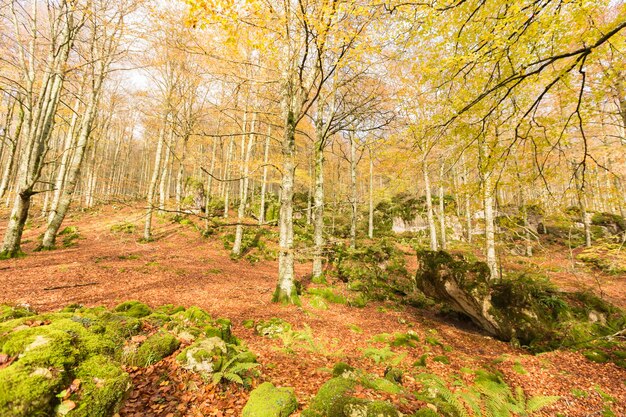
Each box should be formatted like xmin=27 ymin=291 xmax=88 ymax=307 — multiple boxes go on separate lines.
xmin=383 ymin=367 xmax=403 ymax=384
xmin=412 ymin=408 xmax=439 ymax=417
xmin=415 ymin=250 xmax=626 ymax=355
xmin=332 ymin=362 xmax=355 ymax=378
xmin=71 ymin=355 xmax=131 ymax=417
xmin=255 ymin=318 xmax=292 ymax=338
xmin=301 ymin=377 xmax=356 ymax=417
xmin=0 ymin=363 xmax=64 ymax=417
xmin=242 ymin=382 xmax=298 ymax=417
xmin=0 ymin=304 xmax=35 ymax=322
xmin=179 ymin=306 xmax=212 ymax=325
xmin=126 ymin=331 xmax=180 ymax=367
xmin=177 ymin=336 xmax=228 ymax=374
xmin=114 ymin=300 xmax=152 ymax=318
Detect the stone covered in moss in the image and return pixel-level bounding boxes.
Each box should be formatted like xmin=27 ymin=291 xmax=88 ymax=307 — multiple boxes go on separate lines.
xmin=114 ymin=300 xmax=152 ymax=318
xmin=0 ymin=304 xmax=35 ymax=322
xmin=71 ymin=355 xmax=131 ymax=417
xmin=0 ymin=363 xmax=64 ymax=417
xmin=126 ymin=331 xmax=180 ymax=367
xmin=412 ymin=408 xmax=439 ymax=417
xmin=255 ymin=318 xmax=292 ymax=338
xmin=177 ymin=336 xmax=228 ymax=373
xmin=332 ymin=362 xmax=355 ymax=378
xmin=242 ymin=382 xmax=298 ymax=417
xmin=302 ymin=377 xmax=356 ymax=417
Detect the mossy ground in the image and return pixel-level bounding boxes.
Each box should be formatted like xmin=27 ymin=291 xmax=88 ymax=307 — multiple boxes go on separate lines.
xmin=0 ymin=302 xmax=252 ymax=417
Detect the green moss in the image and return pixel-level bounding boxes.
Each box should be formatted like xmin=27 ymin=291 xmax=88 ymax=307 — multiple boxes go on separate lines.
xmin=130 ymin=332 xmax=180 ymax=367
xmin=390 ymin=331 xmax=419 ymax=347
xmin=308 ymin=287 xmax=347 ymax=304
xmin=332 ymin=362 xmax=355 ymax=377
xmin=583 ymin=350 xmax=609 ymax=363
xmin=255 ymin=318 xmax=292 ymax=339
xmin=272 ymin=285 xmax=302 ymax=305
xmin=242 ymin=319 xmax=255 ymax=329
xmin=155 ymin=304 xmax=186 ymax=315
xmin=177 ymin=337 xmax=228 ymax=373
xmin=412 ymin=408 xmax=439 ymax=417
xmin=366 ymin=401 xmax=400 ymax=417
xmin=309 ymin=295 xmax=329 ymax=310
xmin=348 ymin=293 xmax=369 ymax=308
xmin=242 ymin=382 xmax=298 ymax=417
xmin=433 ymin=355 xmax=450 ymax=364
xmin=0 ymin=363 xmax=64 ymax=417
xmin=303 ymin=377 xmax=356 ymax=417
xmin=384 ymin=367 xmax=403 ymax=384
xmin=114 ymin=301 xmax=152 ymax=318
xmin=179 ymin=306 xmax=212 ymax=326
xmin=360 ymin=374 xmax=403 ymax=394
xmin=413 ymin=354 xmax=428 ymax=367
xmin=0 ymin=304 xmax=35 ymax=322
xmin=71 ymin=355 xmax=131 ymax=417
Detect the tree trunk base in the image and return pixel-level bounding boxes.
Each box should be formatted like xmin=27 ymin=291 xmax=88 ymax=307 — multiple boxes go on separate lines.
xmin=272 ymin=286 xmax=301 ymax=305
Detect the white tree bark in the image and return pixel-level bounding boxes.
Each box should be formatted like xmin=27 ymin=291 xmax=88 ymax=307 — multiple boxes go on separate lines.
xmin=423 ymin=161 xmax=438 ymax=251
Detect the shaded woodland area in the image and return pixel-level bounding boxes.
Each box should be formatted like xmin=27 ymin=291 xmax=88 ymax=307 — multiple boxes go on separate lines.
xmin=0 ymin=1 xmax=625 ymax=416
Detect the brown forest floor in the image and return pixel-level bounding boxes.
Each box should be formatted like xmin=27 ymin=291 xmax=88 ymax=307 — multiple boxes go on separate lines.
xmin=1 ymin=204 xmax=625 ymax=417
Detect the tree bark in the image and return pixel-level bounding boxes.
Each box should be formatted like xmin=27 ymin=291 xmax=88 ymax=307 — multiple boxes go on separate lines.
xmin=423 ymin=161 xmax=438 ymax=251
xmin=144 ymin=121 xmax=167 ymax=241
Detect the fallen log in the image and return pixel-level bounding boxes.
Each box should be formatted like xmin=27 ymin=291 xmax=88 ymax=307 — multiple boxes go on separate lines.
xmin=43 ymin=282 xmax=98 ymax=291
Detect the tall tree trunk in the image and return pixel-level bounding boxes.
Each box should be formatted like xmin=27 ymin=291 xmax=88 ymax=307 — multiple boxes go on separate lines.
xmin=438 ymin=162 xmax=446 ymax=250
xmin=480 ymin=136 xmax=499 ymax=280
xmin=259 ymin=125 xmax=271 ymax=224
xmin=233 ymin=113 xmax=255 ymax=256
xmin=144 ymin=122 xmax=167 ymax=241
xmin=368 ymin=147 xmax=374 ymax=239
xmin=158 ymin=129 xmax=173 ymax=214
xmin=312 ymin=122 xmax=325 ymax=282
xmin=274 ymin=108 xmax=297 ymax=304
xmin=423 ymin=161 xmax=438 ymax=251
xmin=0 ymin=104 xmax=23 ymax=199
xmin=176 ymin=137 xmax=188 ymax=212
xmin=349 ymin=133 xmax=358 ymax=249
xmin=41 ymin=87 xmax=100 ymax=249
xmin=223 ymin=137 xmax=235 ymax=218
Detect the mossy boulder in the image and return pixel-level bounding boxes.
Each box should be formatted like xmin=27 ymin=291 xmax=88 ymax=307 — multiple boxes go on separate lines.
xmin=242 ymin=382 xmax=298 ymax=417
xmin=255 ymin=318 xmax=292 ymax=338
xmin=125 ymin=331 xmax=180 ymax=367
xmin=71 ymin=355 xmax=131 ymax=417
xmin=177 ymin=336 xmax=228 ymax=374
xmin=0 ymin=304 xmax=35 ymax=322
xmin=415 ymin=250 xmax=626 ymax=355
xmin=332 ymin=362 xmax=355 ymax=378
xmin=0 ymin=363 xmax=64 ymax=417
xmin=302 ymin=377 xmax=356 ymax=417
xmin=114 ymin=300 xmax=152 ymax=318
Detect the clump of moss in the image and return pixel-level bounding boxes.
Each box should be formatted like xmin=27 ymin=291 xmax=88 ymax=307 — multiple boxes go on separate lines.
xmin=308 ymin=287 xmax=347 ymax=304
xmin=0 ymin=304 xmax=35 ymax=322
xmin=59 ymin=226 xmax=81 ymax=247
xmin=114 ymin=300 xmax=152 ymax=318
xmin=126 ymin=331 xmax=180 ymax=367
xmin=242 ymin=382 xmax=298 ymax=417
xmin=71 ymin=355 xmax=131 ymax=417
xmin=332 ymin=362 xmax=355 ymax=378
xmin=384 ymin=367 xmax=403 ymax=384
xmin=433 ymin=355 xmax=450 ymax=364
xmin=390 ymin=331 xmax=419 ymax=347
xmin=255 ymin=318 xmax=292 ymax=338
xmin=179 ymin=306 xmax=212 ymax=325
xmin=309 ymin=295 xmax=329 ymax=310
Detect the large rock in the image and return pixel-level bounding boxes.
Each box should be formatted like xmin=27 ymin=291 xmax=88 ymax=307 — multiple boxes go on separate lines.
xmin=242 ymin=382 xmax=297 ymax=417
xmin=415 ymin=250 xmax=558 ymax=344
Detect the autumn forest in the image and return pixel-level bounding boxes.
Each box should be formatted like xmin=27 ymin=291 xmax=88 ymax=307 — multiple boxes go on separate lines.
xmin=0 ymin=1 xmax=625 ymax=416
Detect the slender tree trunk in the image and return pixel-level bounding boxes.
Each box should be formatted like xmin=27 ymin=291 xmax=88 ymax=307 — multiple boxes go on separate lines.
xmin=439 ymin=162 xmax=446 ymax=250
xmin=480 ymin=136 xmax=499 ymax=280
xmin=423 ymin=161 xmax=438 ymax=251
xmin=233 ymin=113 xmax=255 ymax=256
xmin=223 ymin=137 xmax=235 ymax=218
xmin=158 ymin=129 xmax=173 ymax=214
xmin=274 ymin=107 xmax=297 ymax=304
xmin=144 ymin=122 xmax=167 ymax=241
xmin=0 ymin=104 xmax=23 ymax=199
xmin=368 ymin=148 xmax=374 ymax=239
xmin=349 ymin=133 xmax=358 ymax=249
xmin=176 ymin=137 xmax=188 ymax=212
xmin=312 ymin=123 xmax=325 ymax=282
xmin=259 ymin=125 xmax=271 ymax=224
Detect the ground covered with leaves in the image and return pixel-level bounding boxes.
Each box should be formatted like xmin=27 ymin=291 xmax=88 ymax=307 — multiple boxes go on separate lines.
xmin=0 ymin=205 xmax=625 ymax=417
